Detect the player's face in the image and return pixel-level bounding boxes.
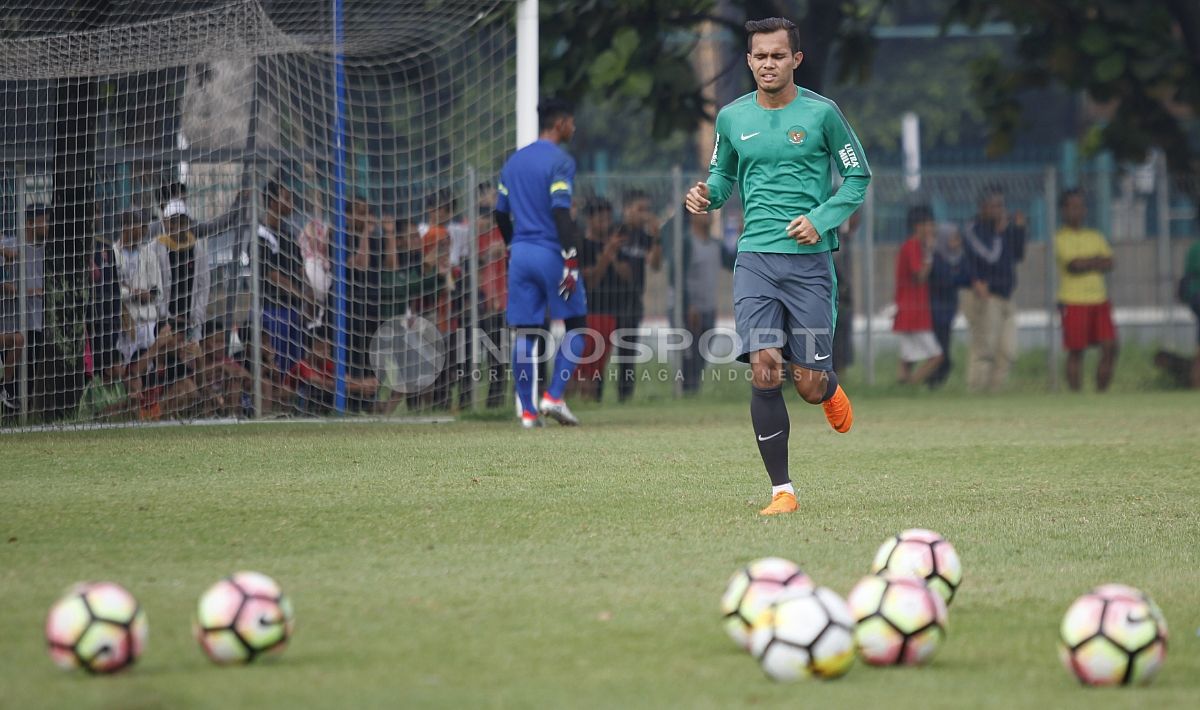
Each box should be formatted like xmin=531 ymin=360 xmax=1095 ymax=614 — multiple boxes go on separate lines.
xmin=747 ymin=30 xmax=801 ymax=94
xmin=555 ymin=115 xmax=577 ymax=143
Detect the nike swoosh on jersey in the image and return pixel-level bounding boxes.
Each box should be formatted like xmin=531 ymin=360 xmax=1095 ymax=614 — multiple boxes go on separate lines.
xmin=740 ymin=132 xmax=760 ymax=140
xmin=757 ymin=431 xmax=783 ymax=442
xmin=814 ymin=353 xmax=831 ymax=361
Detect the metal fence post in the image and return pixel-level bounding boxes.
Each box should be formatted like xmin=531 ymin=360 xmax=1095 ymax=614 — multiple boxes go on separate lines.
xmin=863 ymin=182 xmax=876 ymax=386
xmin=1155 ymin=154 xmax=1172 ymax=347
xmin=671 ymin=165 xmax=685 ymax=398
xmin=466 ymin=166 xmax=480 ymax=411
xmin=1044 ymin=165 xmax=1059 ymax=391
xmin=249 ymin=173 xmax=263 ymax=417
xmin=15 ymin=163 xmax=28 ymax=424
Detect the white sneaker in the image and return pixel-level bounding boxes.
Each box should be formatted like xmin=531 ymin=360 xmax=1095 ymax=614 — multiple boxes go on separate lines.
xmin=538 ymin=395 xmax=579 ymax=426
xmin=520 ymin=412 xmax=544 ymax=429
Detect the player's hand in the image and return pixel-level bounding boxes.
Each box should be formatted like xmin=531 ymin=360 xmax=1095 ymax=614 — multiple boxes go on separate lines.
xmin=684 ymin=182 xmax=710 ymax=215
xmin=559 ymin=247 xmax=580 ymax=300
xmin=787 ymin=215 xmax=820 ymax=245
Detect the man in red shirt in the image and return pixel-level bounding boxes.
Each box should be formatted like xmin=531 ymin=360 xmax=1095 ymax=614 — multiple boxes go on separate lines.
xmin=893 ymin=205 xmax=945 ymax=384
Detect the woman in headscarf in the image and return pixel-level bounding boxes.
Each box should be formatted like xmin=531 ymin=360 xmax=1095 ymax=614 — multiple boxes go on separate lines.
xmin=928 ymin=222 xmax=973 ymax=388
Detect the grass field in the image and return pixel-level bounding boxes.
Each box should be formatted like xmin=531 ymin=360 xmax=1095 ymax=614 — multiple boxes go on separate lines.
xmin=2 ymin=390 xmax=1198 ymax=709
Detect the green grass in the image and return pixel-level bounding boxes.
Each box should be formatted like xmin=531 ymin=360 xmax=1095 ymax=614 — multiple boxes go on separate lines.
xmin=2 ymin=391 xmax=1198 ymax=709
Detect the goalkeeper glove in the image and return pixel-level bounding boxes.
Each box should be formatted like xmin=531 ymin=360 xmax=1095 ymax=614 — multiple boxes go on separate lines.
xmin=559 ymin=247 xmax=579 ymax=300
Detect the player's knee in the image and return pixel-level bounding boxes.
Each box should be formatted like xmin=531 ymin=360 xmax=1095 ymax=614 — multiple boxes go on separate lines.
xmin=792 ymin=372 xmax=826 ymax=404
xmin=750 ymin=363 xmax=781 ymax=390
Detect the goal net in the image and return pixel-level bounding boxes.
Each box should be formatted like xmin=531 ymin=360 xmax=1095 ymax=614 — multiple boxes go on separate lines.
xmin=0 ymin=0 xmax=516 ymax=428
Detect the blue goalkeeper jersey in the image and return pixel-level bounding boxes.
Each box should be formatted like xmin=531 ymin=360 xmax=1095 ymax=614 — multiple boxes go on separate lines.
xmin=496 ymin=139 xmax=575 ymax=252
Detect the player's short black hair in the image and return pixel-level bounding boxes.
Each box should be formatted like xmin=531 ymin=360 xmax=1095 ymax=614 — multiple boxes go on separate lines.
xmin=745 ymin=17 xmax=801 ymax=54
xmin=538 ymin=98 xmax=574 ymax=131
xmin=906 ymin=204 xmax=935 ymax=233
xmin=1059 ymin=187 xmax=1084 ymax=207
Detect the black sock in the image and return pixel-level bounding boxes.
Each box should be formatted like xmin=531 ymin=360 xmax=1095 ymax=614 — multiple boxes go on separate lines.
xmin=751 ymin=386 xmax=790 ymax=487
xmin=820 ymin=370 xmax=839 ymax=402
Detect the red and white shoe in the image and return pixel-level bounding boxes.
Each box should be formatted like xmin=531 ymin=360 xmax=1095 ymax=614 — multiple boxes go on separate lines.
xmin=538 ymin=395 xmax=579 ymax=426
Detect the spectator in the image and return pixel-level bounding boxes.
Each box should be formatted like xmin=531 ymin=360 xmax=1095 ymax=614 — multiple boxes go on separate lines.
xmin=156 ymin=197 xmax=211 ymax=341
xmin=298 ymin=204 xmax=332 ymax=324
xmin=257 ymin=181 xmax=307 ymax=402
xmin=962 ymin=185 xmax=1027 ymax=393
xmin=612 ymin=189 xmax=663 ymax=402
xmin=668 ymin=210 xmax=731 ymax=394
xmin=475 ymin=205 xmax=509 ymax=409
xmin=576 ymin=198 xmax=622 ymax=400
xmin=347 ymin=197 xmax=384 ymax=383
xmin=0 ymin=205 xmax=47 ymax=414
xmin=113 ymin=209 xmax=167 ymax=364
xmin=288 ymin=327 xmax=378 ymax=415
xmin=76 ymin=360 xmax=139 ymax=422
xmin=892 ymin=205 xmax=944 ymax=385
xmin=420 ymin=190 xmax=463 ymax=410
xmin=129 ymin=321 xmax=198 ymax=420
xmin=194 ymin=319 xmax=251 ymax=417
xmin=380 ymin=215 xmax=441 ymax=320
xmin=89 ymin=214 xmax=123 ymax=384
xmin=928 ymin=222 xmax=973 ymax=388
xmin=1055 ymin=189 xmax=1117 ymax=392
xmin=1180 ymin=235 xmax=1200 ymax=354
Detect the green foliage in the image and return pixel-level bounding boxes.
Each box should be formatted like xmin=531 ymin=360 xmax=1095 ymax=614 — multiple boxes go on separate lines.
xmin=946 ymin=0 xmax=1200 ymax=174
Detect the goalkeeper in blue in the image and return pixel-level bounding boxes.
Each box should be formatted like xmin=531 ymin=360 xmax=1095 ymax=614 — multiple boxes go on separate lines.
xmin=494 ymin=98 xmax=587 ymax=428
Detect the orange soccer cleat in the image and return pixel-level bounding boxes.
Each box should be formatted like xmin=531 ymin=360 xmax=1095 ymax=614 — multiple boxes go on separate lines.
xmin=759 ymin=491 xmax=799 ymax=516
xmin=822 ymin=385 xmax=853 ymax=433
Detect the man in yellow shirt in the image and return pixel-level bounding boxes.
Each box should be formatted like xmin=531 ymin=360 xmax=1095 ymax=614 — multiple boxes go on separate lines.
xmin=1055 ymin=189 xmax=1116 ymax=391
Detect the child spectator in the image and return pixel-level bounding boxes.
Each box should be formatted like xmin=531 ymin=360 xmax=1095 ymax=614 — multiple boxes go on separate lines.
xmin=1055 ymin=189 xmax=1117 ymax=392
xmin=893 ymin=205 xmax=944 ymax=385
xmin=928 ymin=223 xmax=973 ymax=388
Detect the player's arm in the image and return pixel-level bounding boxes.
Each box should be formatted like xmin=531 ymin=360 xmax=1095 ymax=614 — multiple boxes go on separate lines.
xmin=803 ymin=103 xmax=872 ymax=239
xmin=494 ymin=176 xmax=513 ymax=246
xmin=695 ymin=112 xmax=737 ymax=213
xmin=551 ymin=157 xmax=581 ymax=299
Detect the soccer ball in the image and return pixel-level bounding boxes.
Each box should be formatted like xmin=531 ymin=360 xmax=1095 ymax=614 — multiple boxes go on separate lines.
xmin=870 ymin=528 xmax=962 ymax=606
xmin=720 ymin=557 xmax=813 ymax=649
xmin=1059 ymin=584 xmax=1168 ymax=686
xmin=194 ymin=571 xmax=295 ymax=664
xmin=45 ymin=581 xmax=148 ymax=674
xmin=748 ymin=587 xmax=856 ymax=681
xmin=847 ymin=573 xmax=948 ymax=666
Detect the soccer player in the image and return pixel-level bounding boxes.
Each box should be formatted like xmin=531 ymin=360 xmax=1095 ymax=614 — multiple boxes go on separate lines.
xmin=494 ymin=98 xmax=587 ymax=428
xmin=684 ymin=17 xmax=869 ymax=515
xmin=1054 ymin=188 xmax=1117 ymax=391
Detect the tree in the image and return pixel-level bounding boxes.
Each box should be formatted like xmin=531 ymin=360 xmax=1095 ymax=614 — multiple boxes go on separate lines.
xmin=947 ymin=0 xmax=1200 ymax=176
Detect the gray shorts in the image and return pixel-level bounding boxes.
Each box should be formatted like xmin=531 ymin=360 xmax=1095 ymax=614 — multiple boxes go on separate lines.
xmin=733 ymin=251 xmax=837 ymax=371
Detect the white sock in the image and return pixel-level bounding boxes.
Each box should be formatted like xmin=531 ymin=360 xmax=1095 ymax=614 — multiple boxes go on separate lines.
xmin=772 ymin=483 xmax=795 ymax=497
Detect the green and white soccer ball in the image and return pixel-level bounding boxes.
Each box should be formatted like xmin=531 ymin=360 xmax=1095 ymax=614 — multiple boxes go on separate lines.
xmin=870 ymin=528 xmax=962 ymax=606
xmin=720 ymin=557 xmax=813 ymax=650
xmin=748 ymin=587 xmax=856 ymax=682
xmin=45 ymin=581 xmax=148 ymax=674
xmin=847 ymin=573 xmax=948 ymax=666
xmin=1059 ymin=584 xmax=1168 ymax=686
xmin=194 ymin=571 xmax=295 ymax=664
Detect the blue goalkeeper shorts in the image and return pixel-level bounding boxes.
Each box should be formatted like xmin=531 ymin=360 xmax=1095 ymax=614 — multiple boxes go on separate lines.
xmin=506 ymin=241 xmax=588 ymax=327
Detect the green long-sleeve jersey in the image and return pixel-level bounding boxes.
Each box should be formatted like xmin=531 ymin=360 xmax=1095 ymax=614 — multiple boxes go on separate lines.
xmin=705 ymin=88 xmax=871 ymax=254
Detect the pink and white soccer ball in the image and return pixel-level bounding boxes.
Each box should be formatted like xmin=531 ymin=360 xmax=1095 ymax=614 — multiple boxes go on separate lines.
xmin=847 ymin=573 xmax=948 ymax=666
xmin=720 ymin=557 xmax=814 ymax=650
xmin=748 ymin=586 xmax=857 ymax=681
xmin=1059 ymin=583 xmax=1168 ymax=686
xmin=194 ymin=571 xmax=295 ymax=664
xmin=45 ymin=581 xmax=148 ymax=674
xmin=870 ymin=528 xmax=962 ymax=606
